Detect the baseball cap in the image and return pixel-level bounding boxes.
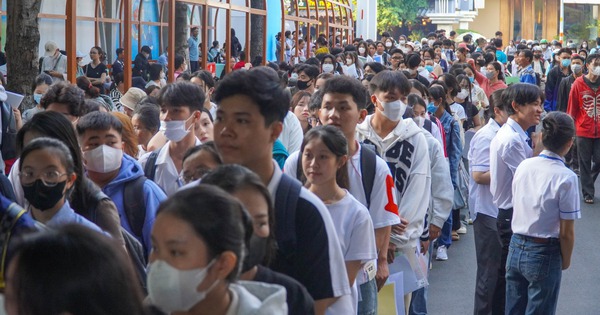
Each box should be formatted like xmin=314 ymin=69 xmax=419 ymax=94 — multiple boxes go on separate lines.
xmin=44 ymin=41 xmax=59 ymax=57
xmin=76 ymin=50 xmax=87 ymax=58
xmin=120 ymin=88 xmax=147 ymax=111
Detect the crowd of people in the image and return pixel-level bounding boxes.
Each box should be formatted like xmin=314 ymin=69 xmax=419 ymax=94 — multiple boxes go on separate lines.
xmin=0 ymin=26 xmax=594 ymax=315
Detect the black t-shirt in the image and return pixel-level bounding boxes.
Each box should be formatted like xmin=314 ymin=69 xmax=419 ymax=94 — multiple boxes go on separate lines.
xmin=84 ymin=63 xmax=107 ymax=79
xmin=254 ymin=265 xmax=315 ymax=315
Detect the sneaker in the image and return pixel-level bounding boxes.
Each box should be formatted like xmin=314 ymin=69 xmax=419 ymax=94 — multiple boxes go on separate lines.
xmin=457 ymin=225 xmax=467 ymax=234
xmin=436 ymin=245 xmax=448 ymax=261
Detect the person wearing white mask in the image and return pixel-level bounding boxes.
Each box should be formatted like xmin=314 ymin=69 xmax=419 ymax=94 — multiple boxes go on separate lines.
xmin=139 ymin=82 xmax=204 ymax=196
xmin=77 ymin=111 xmax=166 ymax=256
xmin=356 ymin=70 xmax=431 ymax=309
xmin=342 ymin=52 xmax=361 ymax=79
xmin=148 ymin=185 xmax=288 ymax=315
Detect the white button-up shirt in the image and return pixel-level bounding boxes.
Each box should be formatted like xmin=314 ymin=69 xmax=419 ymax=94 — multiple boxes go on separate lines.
xmin=489 ymin=118 xmax=532 ymax=210
xmin=511 ymin=150 xmax=581 ymax=238
xmin=139 ymin=138 xmax=201 ymax=196
xmin=468 ymin=118 xmax=501 ymax=218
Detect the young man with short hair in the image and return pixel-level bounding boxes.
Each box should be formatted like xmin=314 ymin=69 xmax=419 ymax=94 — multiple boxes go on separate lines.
xmin=516 ymin=49 xmax=537 ymax=85
xmin=190 ymin=70 xmax=217 ymax=118
xmin=490 ymin=83 xmax=544 ymax=301
xmin=213 ymin=67 xmax=350 ymax=315
xmin=188 ymin=26 xmax=200 ymax=73
xmin=544 ymin=48 xmax=572 ymax=112
xmin=76 ymin=111 xmax=166 ymax=255
xmin=469 ymin=89 xmax=509 ymax=315
xmin=356 ymin=70 xmax=431 ymax=306
xmin=567 ymin=53 xmax=600 ymax=204
xmin=139 ymin=82 xmax=204 ymax=196
xmin=295 ymin=64 xmax=319 ymax=95
xmin=40 ymin=81 xmax=84 ymax=122
xmin=283 ymin=76 xmax=401 ymax=315
xmin=112 ymin=48 xmax=125 ymax=78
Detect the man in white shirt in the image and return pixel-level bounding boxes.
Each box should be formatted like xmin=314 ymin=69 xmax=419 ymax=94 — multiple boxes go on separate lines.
xmin=40 ymin=41 xmax=67 ymax=83
xmin=139 ymin=82 xmax=205 ymax=196
xmin=489 ymin=83 xmax=544 ymax=308
xmin=468 ymin=89 xmax=509 ymax=315
xmin=212 ymin=66 xmax=350 ymax=315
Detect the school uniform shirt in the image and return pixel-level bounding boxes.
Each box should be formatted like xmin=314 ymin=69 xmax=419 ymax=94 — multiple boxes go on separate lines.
xmin=356 ymin=116 xmax=431 ymax=250
xmin=267 ymin=160 xmax=351 ymax=306
xmin=326 ymin=191 xmax=377 ymax=315
xmin=489 ymin=118 xmax=532 ymax=210
xmin=283 ymin=141 xmax=399 ymax=288
xmin=45 ymin=201 xmax=103 ymax=233
xmin=468 ymin=118 xmax=501 ymax=219
xmin=511 ymin=150 xmax=581 ymax=238
xmin=139 ymin=138 xmax=202 ymax=196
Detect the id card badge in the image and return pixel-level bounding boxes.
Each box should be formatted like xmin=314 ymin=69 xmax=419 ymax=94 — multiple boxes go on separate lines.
xmin=365 ymin=260 xmax=377 ymax=281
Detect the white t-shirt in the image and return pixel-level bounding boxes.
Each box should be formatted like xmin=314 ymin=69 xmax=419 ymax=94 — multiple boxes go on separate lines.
xmin=326 ymin=191 xmax=377 ymax=315
xmin=450 ymin=103 xmax=467 ymax=120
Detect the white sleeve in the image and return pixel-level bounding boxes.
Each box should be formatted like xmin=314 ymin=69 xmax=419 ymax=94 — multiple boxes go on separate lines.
xmin=282 ymin=150 xmax=300 ymax=179
xmin=8 ymin=159 xmax=25 ymax=207
xmin=368 ymin=156 xmax=401 ymax=228
xmin=428 ymin=140 xmax=453 ymax=229
xmin=279 ymin=112 xmax=304 ymax=153
xmin=456 ymin=106 xmax=467 ymax=120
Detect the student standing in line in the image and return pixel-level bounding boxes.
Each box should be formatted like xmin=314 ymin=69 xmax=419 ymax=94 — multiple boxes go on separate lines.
xmin=489 ymin=83 xmax=544 ymax=305
xmin=505 ymin=111 xmax=580 ymax=315
xmin=301 ymin=126 xmax=377 ymax=315
xmin=468 ymin=89 xmax=508 ymax=315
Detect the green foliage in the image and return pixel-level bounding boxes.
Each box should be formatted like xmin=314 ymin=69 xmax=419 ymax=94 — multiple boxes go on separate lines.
xmin=377 ymin=0 xmax=428 ymax=33
xmin=409 ymin=30 xmax=425 ymax=42
xmin=455 ymin=29 xmax=478 ymax=35
xmin=567 ymin=23 xmax=590 ymax=42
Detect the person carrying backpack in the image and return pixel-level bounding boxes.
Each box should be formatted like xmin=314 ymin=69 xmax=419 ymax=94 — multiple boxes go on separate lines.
xmin=76 ymin=111 xmax=166 ymax=256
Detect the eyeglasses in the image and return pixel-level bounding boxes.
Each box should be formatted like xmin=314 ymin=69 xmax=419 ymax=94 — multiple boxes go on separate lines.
xmin=19 ymin=170 xmax=68 ymax=187
xmin=308 ymin=117 xmax=321 ymax=126
xmin=391 ymin=57 xmax=403 ymax=61
xmin=179 ymin=167 xmax=212 ymax=185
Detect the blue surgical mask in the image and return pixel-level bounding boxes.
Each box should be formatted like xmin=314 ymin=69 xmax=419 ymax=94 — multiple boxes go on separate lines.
xmin=33 ymin=93 xmax=43 ymax=104
xmin=425 ymin=65 xmax=434 ymax=72
xmin=427 ymin=102 xmax=438 ymax=114
xmin=561 ymin=59 xmax=571 ymax=68
xmin=468 ymin=76 xmax=475 ymax=83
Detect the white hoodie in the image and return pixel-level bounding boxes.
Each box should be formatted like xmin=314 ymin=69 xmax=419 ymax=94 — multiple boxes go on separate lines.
xmin=226 ymin=281 xmax=288 ymax=315
xmin=356 ymin=116 xmax=431 ymax=249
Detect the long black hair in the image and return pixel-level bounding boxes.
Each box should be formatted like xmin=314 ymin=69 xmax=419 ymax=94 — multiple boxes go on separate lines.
xmin=300 ymin=125 xmax=349 ymax=189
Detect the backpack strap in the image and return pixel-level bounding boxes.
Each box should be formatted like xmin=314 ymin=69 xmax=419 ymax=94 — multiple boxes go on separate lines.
xmin=143 ymin=149 xmax=161 ymax=181
xmin=123 ymin=176 xmax=147 ymax=240
xmin=295 ymin=152 xmax=303 ymax=182
xmin=274 ymin=174 xmax=301 ymax=260
xmin=359 ymin=144 xmax=377 ymax=209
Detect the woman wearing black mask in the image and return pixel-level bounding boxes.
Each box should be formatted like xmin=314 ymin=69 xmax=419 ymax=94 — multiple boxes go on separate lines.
xmin=18 ymin=137 xmax=103 ymax=232
xmin=202 ymin=164 xmax=315 ymax=315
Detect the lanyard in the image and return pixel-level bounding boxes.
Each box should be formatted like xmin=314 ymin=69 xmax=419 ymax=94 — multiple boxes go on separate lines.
xmin=539 ymin=154 xmax=567 ymax=166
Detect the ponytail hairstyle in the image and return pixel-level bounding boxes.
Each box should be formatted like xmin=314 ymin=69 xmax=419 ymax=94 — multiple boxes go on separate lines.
xmin=76 ymin=76 xmax=100 ymax=98
xmin=300 ymin=125 xmax=349 ymax=190
xmin=429 ymin=84 xmax=451 ymax=113
xmin=541 ymin=112 xmax=575 ymax=153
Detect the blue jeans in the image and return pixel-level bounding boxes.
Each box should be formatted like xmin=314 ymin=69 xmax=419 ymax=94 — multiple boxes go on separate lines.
xmin=505 ymin=234 xmax=562 ymax=315
xmin=357 ymin=277 xmax=378 ymax=315
xmin=437 ymin=215 xmax=453 ymax=248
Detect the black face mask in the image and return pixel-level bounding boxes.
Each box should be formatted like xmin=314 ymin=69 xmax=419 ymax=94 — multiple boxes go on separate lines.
xmin=22 ymin=180 xmax=67 ymax=211
xmin=297 ymin=79 xmax=311 ymax=91
xmin=242 ymin=234 xmax=268 ymax=273
xmin=476 ymin=59 xmax=485 ymax=67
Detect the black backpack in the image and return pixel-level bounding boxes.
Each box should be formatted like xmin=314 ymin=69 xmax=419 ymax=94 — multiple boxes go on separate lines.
xmin=273 ymin=174 xmax=302 ymax=260
xmin=295 ymin=144 xmax=377 ymax=208
xmin=89 ymin=190 xmax=147 ymax=293
xmin=143 ymin=148 xmax=161 ymax=181
xmin=123 ymin=176 xmax=148 ymax=244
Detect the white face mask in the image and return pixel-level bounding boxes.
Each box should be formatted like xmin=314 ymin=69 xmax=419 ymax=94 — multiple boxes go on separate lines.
xmin=161 ymin=115 xmax=194 ymax=142
xmin=571 ymin=64 xmax=583 ymax=74
xmin=385 ymin=42 xmax=393 ymax=48
xmin=428 ymin=40 xmax=435 ymax=46
xmin=82 ymin=145 xmax=123 ymax=173
xmin=413 ymin=116 xmax=425 ymax=128
xmin=593 ymin=66 xmax=600 ymax=76
xmin=148 ymin=259 xmax=218 ymax=313
xmin=322 ymin=64 xmax=334 ymax=73
xmin=378 ymin=98 xmax=407 ymax=121
xmin=541 ymin=44 xmax=547 ymax=49
xmin=417 ymin=66 xmax=425 ymax=73
xmin=358 ymin=47 xmax=366 ymax=54
xmin=399 ymin=40 xmax=406 ymax=45
xmin=291 ymin=73 xmax=298 ymax=80
xmin=457 ymin=89 xmax=469 ymax=100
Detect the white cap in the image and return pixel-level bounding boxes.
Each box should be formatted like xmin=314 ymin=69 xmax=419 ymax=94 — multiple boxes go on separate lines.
xmin=76 ymin=50 xmax=87 ymax=58
xmin=44 ymin=41 xmax=59 ymax=57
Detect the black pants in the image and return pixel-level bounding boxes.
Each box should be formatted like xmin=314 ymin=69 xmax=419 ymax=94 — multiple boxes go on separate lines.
xmin=190 ymin=60 xmax=199 ymax=73
xmin=452 ymin=208 xmax=461 ymax=231
xmin=565 ymin=138 xmax=579 ymax=173
xmin=497 ymin=208 xmax=513 ymax=313
xmin=473 ymin=213 xmax=504 ymax=315
xmin=577 ymin=136 xmax=600 ymax=200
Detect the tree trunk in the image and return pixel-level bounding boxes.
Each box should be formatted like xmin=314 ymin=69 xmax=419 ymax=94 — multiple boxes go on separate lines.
xmin=174 ymin=3 xmax=189 ymax=65
xmin=6 ymin=0 xmax=41 ymax=110
xmin=250 ymin=0 xmax=264 ymax=62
